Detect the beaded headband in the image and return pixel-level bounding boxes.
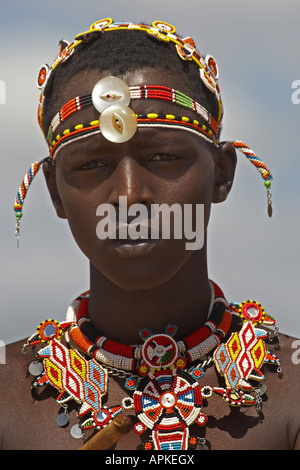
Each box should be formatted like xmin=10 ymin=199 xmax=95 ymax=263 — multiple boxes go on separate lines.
xmin=36 ymin=19 xmax=223 ymax=136
xmin=14 ymin=19 xmax=273 ymax=245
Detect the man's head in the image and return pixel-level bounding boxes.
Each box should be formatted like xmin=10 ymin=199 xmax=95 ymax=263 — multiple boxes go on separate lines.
xmin=14 ymin=19 xmax=272 ymax=286
xmin=35 ymin=20 xmax=238 ymax=289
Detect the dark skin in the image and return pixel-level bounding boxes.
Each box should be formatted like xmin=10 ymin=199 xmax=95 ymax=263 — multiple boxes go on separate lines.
xmin=43 ymin=68 xmax=235 ymax=344
xmin=1 ymin=68 xmax=300 ymax=450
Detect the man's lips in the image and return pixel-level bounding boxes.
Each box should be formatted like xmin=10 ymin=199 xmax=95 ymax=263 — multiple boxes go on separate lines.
xmin=101 ymin=219 xmax=162 ymax=240
xmin=103 ymin=218 xmax=163 ymax=255
xmin=109 ymin=237 xmax=161 ymax=258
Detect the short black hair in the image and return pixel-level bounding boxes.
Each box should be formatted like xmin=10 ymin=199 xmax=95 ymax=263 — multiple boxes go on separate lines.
xmin=42 ymin=29 xmax=220 ymax=135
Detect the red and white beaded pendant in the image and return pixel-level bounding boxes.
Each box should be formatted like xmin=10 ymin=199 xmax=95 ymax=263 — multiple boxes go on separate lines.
xmin=36 ymin=64 xmax=49 ymax=89
xmin=131 ymin=326 xmax=207 ymax=450
xmin=151 ymin=20 xmax=176 ymax=34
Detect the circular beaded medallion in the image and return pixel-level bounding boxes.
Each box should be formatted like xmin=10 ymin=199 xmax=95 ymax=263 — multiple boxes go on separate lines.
xmin=36 ymin=64 xmax=49 ymax=89
xmin=133 ymin=370 xmax=202 ymax=430
xmin=90 ymin=18 xmax=113 ymax=30
xmin=141 ymin=333 xmax=178 ymax=368
xmin=37 ymin=319 xmax=62 ymax=342
xmin=151 ymin=21 xmax=176 ymax=34
xmin=205 ymin=54 xmax=219 ymax=79
xmin=239 ymin=300 xmax=266 ymax=325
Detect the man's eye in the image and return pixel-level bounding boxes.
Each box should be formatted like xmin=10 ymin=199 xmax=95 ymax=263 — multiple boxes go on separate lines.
xmin=79 ymin=160 xmax=107 ymax=170
xmin=150 ymin=154 xmax=179 ymax=162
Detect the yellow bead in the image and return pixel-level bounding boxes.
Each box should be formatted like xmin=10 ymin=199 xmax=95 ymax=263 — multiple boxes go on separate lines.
xmin=166 ymin=114 xmax=175 ymax=120
xmin=147 ymin=113 xmax=158 ymax=119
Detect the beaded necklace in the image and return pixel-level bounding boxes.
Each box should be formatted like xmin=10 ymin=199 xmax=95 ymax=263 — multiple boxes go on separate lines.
xmin=24 ymin=281 xmax=281 ymax=450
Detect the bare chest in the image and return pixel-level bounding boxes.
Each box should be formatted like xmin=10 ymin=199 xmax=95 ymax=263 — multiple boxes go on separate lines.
xmin=1 ymin=370 xmax=286 ymax=450
xmin=0 ymin=338 xmax=291 ymax=451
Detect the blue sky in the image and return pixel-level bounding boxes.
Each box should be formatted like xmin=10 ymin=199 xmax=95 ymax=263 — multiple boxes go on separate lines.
xmin=1 ymin=0 xmax=300 ymax=344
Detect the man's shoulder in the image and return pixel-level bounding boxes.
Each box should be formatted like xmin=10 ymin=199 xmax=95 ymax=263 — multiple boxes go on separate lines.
xmin=269 ymin=331 xmax=300 ymax=449
xmin=275 ymin=331 xmax=300 ymax=376
xmin=0 ymin=338 xmax=81 ymax=450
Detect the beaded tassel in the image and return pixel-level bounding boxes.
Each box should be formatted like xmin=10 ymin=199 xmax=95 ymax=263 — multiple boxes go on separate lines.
xmin=13 ymin=157 xmax=49 ymax=246
xmin=232 ymin=141 xmax=273 ymax=217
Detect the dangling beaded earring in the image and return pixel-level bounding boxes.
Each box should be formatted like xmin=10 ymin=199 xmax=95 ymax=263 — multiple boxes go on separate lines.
xmin=14 ymin=157 xmax=50 ymax=247
xmin=231 ymin=141 xmax=273 ymax=217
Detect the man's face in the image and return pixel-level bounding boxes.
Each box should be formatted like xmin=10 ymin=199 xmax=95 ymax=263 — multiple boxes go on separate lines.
xmin=49 ymin=68 xmax=218 ymax=290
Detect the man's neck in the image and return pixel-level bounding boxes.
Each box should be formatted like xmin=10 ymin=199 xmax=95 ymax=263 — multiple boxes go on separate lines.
xmin=87 ymin=249 xmax=213 ymax=345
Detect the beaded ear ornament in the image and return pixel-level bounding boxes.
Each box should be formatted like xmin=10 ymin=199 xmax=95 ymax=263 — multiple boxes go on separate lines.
xmin=14 ymin=19 xmax=273 ymax=244
xmin=23 ymin=281 xmax=282 ymax=449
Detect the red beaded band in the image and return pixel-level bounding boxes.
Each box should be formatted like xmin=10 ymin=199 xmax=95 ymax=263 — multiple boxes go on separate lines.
xmin=47 ymin=85 xmax=215 ymax=145
xmin=71 ymin=281 xmax=232 ymax=372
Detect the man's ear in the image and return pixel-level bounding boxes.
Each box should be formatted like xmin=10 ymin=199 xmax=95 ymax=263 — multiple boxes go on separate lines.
xmin=211 ymin=141 xmax=237 ymax=204
xmin=42 ymin=160 xmax=67 ymax=219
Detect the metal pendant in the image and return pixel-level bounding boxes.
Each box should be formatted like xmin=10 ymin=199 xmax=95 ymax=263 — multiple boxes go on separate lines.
xmin=28 ymin=360 xmax=44 ymax=377
xmin=56 ymin=412 xmax=69 ymax=427
xmin=70 ymin=424 xmax=84 ymax=439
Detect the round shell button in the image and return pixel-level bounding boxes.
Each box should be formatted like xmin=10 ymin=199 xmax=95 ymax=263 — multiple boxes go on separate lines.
xmin=99 ymin=105 xmax=137 ymax=143
xmin=160 ymin=392 xmax=176 ymax=408
xmin=92 ymin=76 xmax=131 ymax=113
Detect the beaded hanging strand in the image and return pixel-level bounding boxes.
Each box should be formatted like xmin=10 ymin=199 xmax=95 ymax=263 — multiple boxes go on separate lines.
xmin=232 ymin=141 xmax=273 ymax=216
xmin=13 ymin=157 xmax=50 ymax=246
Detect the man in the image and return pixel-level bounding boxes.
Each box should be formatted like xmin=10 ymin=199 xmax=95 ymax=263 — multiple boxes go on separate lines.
xmin=2 ymin=19 xmax=299 ymax=450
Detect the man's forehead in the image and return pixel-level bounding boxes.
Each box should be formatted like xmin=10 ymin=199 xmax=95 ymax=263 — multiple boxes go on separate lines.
xmin=57 ymin=67 xmax=194 ymax=108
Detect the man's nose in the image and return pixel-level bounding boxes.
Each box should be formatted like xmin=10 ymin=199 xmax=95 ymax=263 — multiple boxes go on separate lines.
xmin=107 ymin=157 xmax=154 ymax=210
